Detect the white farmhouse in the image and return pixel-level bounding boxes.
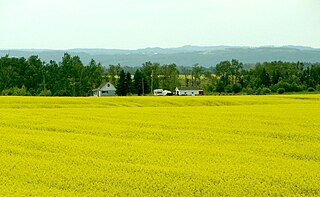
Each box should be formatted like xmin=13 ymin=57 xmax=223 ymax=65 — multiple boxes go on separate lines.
xmin=175 ymin=86 xmax=204 ymax=96
xmin=93 ymin=82 xmax=116 ymax=96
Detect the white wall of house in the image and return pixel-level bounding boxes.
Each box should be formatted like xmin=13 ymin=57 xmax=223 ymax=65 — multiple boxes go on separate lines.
xmin=93 ymin=82 xmax=116 ymax=96
xmin=100 ymin=82 xmax=116 ymax=96
xmin=176 ymin=88 xmax=199 ymax=96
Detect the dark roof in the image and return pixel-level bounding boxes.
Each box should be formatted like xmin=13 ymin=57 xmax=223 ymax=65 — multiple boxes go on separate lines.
xmin=176 ymin=86 xmax=201 ymax=90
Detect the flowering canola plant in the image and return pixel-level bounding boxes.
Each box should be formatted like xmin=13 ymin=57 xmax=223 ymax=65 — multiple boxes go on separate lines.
xmin=0 ymin=95 xmax=319 ymax=196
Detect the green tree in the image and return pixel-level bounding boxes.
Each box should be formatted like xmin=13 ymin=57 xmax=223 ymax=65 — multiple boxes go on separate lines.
xmin=259 ymin=68 xmax=270 ymax=87
xmin=57 ymin=53 xmax=86 ymax=96
xmin=159 ymin=63 xmax=180 ymax=91
xmin=86 ymin=59 xmax=104 ymax=95
xmin=216 ymin=60 xmax=232 ymax=85
xmin=180 ymin=66 xmax=191 ymax=86
xmin=216 ymin=82 xmax=225 ymax=94
xmin=116 ymin=70 xmax=127 ymax=96
xmin=107 ymin=64 xmax=121 ymax=85
xmin=141 ymin=61 xmax=160 ymax=94
xmin=192 ymin=64 xmax=204 ymax=86
xmin=126 ymin=72 xmax=132 ymax=95
xmin=216 ymin=59 xmax=243 ymax=86
xmin=133 ymin=69 xmax=147 ymax=96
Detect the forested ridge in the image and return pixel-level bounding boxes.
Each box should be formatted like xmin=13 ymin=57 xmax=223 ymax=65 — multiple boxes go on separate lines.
xmin=2 ymin=46 xmax=320 ymax=68
xmin=0 ymin=53 xmax=319 ymax=96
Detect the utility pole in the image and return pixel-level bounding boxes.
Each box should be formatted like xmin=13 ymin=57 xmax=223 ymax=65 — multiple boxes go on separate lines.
xmin=43 ymin=70 xmax=46 ymax=96
xmin=151 ymin=70 xmax=153 ymax=95
xmin=191 ymin=70 xmax=194 ymax=86
xmin=142 ymin=77 xmax=144 ymax=96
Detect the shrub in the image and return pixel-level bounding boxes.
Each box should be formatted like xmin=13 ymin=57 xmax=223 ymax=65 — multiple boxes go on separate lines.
xmin=215 ymin=83 xmax=225 ymax=93
xmin=261 ymin=88 xmax=271 ymax=95
xmin=225 ymin=85 xmax=233 ymax=93
xmin=1 ymin=86 xmax=27 ymax=96
xmin=255 ymin=88 xmax=261 ymax=95
xmin=232 ymin=83 xmax=242 ymax=93
xmin=39 ymin=90 xmax=52 ymax=96
xmin=269 ymin=84 xmax=278 ymax=93
xmin=244 ymin=87 xmax=254 ymax=95
xmin=271 ymin=81 xmax=303 ymax=93
xmin=1 ymin=89 xmax=12 ymax=96
xmin=277 ymin=88 xmax=285 ymax=94
xmin=307 ymin=87 xmax=315 ymax=92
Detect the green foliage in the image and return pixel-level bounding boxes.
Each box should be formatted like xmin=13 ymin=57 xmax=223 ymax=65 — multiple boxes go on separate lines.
xmin=261 ymin=87 xmax=271 ymax=95
xmin=0 ymin=53 xmax=104 ymax=96
xmin=232 ymin=83 xmax=242 ymax=93
xmin=244 ymin=87 xmax=254 ymax=95
xmin=255 ymin=87 xmax=262 ymax=95
xmin=307 ymin=87 xmax=315 ymax=92
xmin=116 ymin=70 xmax=132 ymax=96
xmin=0 ymin=54 xmax=320 ymax=96
xmin=126 ymin=72 xmax=132 ymax=95
xmin=215 ymin=82 xmax=224 ymax=93
xmin=215 ymin=59 xmax=243 ymax=86
xmin=211 ymin=60 xmax=320 ymax=94
xmin=277 ymin=88 xmax=285 ymax=94
xmin=39 ymin=89 xmax=52 ymax=96
xmin=140 ymin=61 xmax=159 ymax=94
xmin=191 ymin=64 xmax=204 ymax=86
xmin=107 ymin=64 xmax=121 ymax=85
xmin=1 ymin=86 xmax=27 ymax=96
xmin=133 ymin=69 xmax=146 ymax=96
xmin=159 ymin=63 xmax=180 ymax=91
xmin=225 ymin=85 xmax=233 ymax=93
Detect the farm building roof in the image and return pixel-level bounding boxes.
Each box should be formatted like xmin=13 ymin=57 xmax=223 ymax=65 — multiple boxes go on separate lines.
xmin=176 ymin=86 xmax=201 ymax=90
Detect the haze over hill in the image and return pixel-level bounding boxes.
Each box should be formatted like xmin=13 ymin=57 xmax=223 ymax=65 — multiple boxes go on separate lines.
xmin=1 ymin=45 xmax=320 ymax=68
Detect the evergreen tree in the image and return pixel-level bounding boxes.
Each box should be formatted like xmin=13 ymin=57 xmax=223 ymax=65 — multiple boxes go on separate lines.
xmin=116 ymin=70 xmax=127 ymax=96
xmin=126 ymin=72 xmax=132 ymax=95
xmin=133 ymin=69 xmax=148 ymax=96
xmin=133 ymin=69 xmax=142 ymax=96
xmin=260 ymin=68 xmax=270 ymax=87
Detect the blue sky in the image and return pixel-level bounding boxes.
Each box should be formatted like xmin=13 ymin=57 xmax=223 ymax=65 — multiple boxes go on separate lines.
xmin=1 ymin=0 xmax=319 ymax=49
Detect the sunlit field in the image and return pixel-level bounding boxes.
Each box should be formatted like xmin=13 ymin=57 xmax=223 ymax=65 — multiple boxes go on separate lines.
xmin=0 ymin=95 xmax=319 ymax=196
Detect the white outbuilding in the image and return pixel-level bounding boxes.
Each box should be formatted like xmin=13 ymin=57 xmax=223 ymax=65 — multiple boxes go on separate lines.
xmin=175 ymin=86 xmax=204 ymax=96
xmin=93 ymin=82 xmax=116 ymax=96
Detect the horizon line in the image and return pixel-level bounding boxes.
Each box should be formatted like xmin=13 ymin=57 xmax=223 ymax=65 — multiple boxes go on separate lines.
xmin=0 ymin=44 xmax=319 ymax=51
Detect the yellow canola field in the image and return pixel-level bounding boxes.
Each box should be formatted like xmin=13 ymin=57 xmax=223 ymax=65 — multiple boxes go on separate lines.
xmin=0 ymin=95 xmax=319 ymax=196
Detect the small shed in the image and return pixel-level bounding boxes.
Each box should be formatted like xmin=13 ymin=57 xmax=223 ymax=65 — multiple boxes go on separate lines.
xmin=175 ymin=86 xmax=204 ymax=96
xmin=93 ymin=82 xmax=116 ymax=96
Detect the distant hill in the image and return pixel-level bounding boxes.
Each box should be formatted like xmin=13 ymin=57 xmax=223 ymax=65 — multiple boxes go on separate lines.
xmin=1 ymin=45 xmax=320 ymax=67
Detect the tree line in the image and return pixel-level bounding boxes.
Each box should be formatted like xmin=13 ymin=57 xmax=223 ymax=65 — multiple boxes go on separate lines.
xmin=0 ymin=53 xmax=319 ymax=96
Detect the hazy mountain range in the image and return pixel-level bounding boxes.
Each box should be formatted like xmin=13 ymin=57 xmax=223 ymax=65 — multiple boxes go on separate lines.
xmin=1 ymin=45 xmax=320 ymax=67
